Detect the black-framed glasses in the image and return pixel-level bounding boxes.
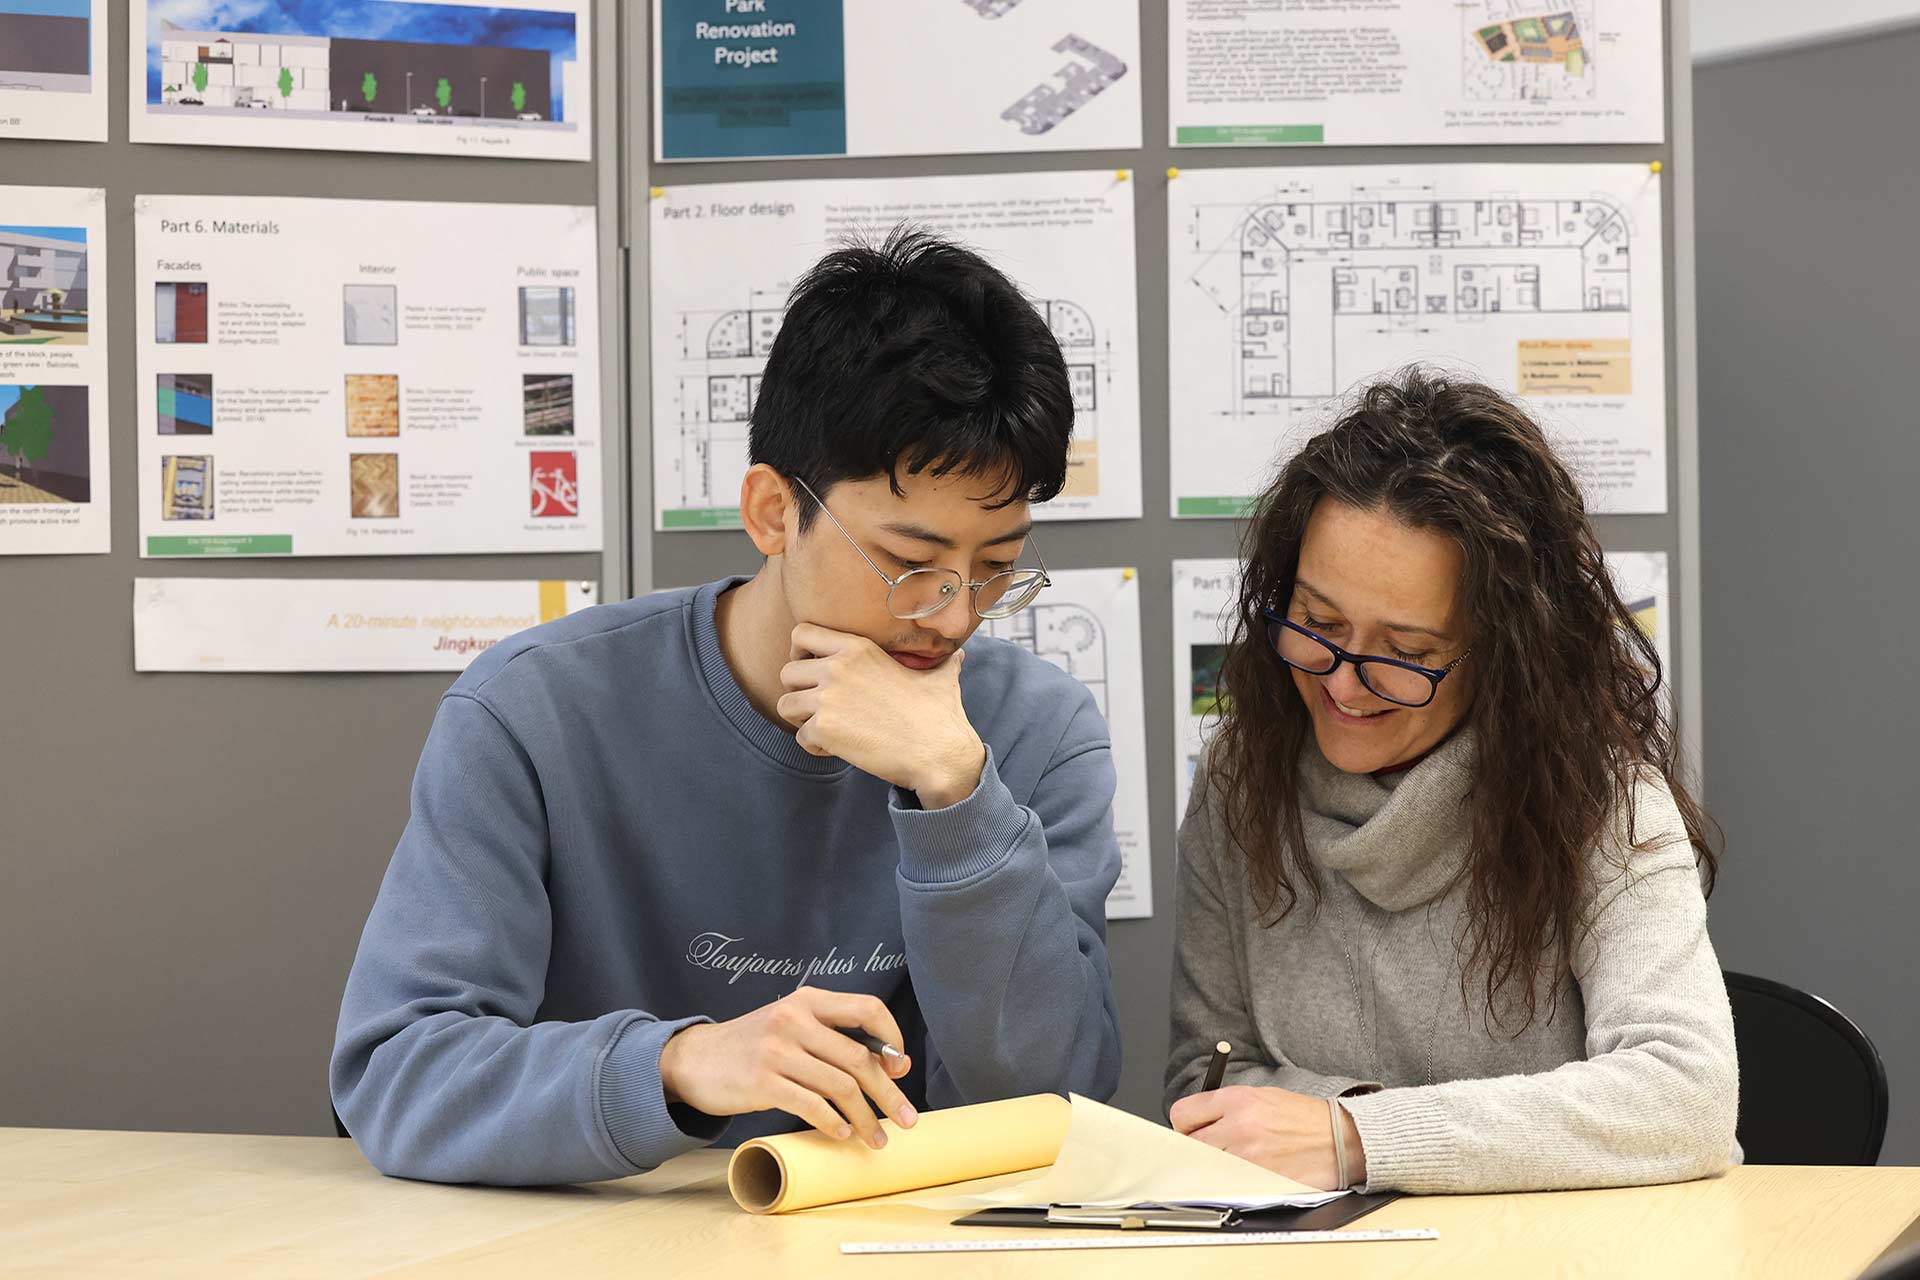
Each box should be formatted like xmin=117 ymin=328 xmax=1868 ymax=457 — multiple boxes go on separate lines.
xmin=1261 ymin=607 xmax=1471 ymax=709
xmin=791 ymin=475 xmax=1052 ymax=621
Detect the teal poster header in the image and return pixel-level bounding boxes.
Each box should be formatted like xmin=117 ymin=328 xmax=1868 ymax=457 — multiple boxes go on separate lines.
xmin=659 ymin=0 xmax=847 ymax=159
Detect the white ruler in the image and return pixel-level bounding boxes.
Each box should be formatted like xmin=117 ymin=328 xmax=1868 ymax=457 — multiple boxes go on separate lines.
xmin=842 ymin=1227 xmax=1438 ymax=1255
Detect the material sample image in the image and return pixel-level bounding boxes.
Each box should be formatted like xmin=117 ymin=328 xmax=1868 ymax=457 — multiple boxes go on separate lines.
xmin=518 ymin=285 xmax=576 ymax=346
xmin=156 ymin=373 xmax=213 ymax=435
xmin=522 ymin=372 xmax=573 ymax=436
xmin=344 ymin=373 xmax=400 ymax=437
xmin=154 ymin=281 xmax=209 ymax=343
xmin=0 ymin=384 xmax=89 ymax=503
xmin=962 ymin=0 xmax=1026 ymax=15
xmin=342 ymin=283 xmax=398 ymax=345
xmin=529 ymin=450 xmax=577 ymax=517
xmin=161 ymin=454 xmax=213 ymax=519
xmin=0 ymin=225 xmax=90 ymax=345
xmin=349 ymin=452 xmax=399 ymax=517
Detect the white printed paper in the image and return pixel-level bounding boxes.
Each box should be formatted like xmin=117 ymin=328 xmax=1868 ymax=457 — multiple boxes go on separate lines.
xmin=1172 ymin=558 xmax=1241 ymax=830
xmin=915 ymin=1094 xmax=1342 ymax=1212
xmin=135 ymin=194 xmax=601 ymax=559
xmin=0 ymin=0 xmax=106 ymax=141
xmin=651 ymin=170 xmax=1141 ymax=529
xmin=1606 ymin=549 xmax=1670 ymax=688
xmin=654 ymin=0 xmax=1141 ymax=161
xmin=1169 ymin=163 xmax=1667 ymax=518
xmin=983 ymin=567 xmax=1151 ymax=920
xmin=134 ymin=577 xmax=598 ymax=671
xmin=130 ymin=0 xmax=591 ymax=161
xmin=2 ymin=186 xmax=109 ymax=555
xmin=1170 ymin=0 xmax=1664 ymax=148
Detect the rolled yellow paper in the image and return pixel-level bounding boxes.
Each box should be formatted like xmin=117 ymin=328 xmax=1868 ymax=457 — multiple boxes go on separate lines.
xmin=726 ymin=1093 xmax=1071 ymax=1214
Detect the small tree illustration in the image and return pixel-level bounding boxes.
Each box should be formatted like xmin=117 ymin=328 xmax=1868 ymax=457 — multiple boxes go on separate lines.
xmin=435 ymin=76 xmax=452 ymax=111
xmin=510 ymin=81 xmax=526 ymax=113
xmin=278 ymin=66 xmax=294 ymax=102
xmin=362 ymin=71 xmax=378 ymax=106
xmin=192 ymin=62 xmax=209 ymax=95
xmin=0 ymin=387 xmax=55 ymax=486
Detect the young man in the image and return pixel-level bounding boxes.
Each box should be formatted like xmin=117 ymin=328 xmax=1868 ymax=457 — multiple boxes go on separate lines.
xmin=330 ymin=229 xmax=1124 ymax=1185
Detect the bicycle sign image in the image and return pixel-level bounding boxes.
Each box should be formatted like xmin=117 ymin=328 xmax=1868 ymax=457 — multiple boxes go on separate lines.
xmin=529 ymin=451 xmax=579 ymax=518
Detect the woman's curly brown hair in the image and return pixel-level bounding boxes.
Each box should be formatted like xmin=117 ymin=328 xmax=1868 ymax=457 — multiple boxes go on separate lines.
xmin=1208 ymin=368 xmax=1718 ymax=1030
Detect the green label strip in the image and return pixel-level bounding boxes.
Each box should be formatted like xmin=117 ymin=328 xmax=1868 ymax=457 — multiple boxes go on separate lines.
xmin=146 ymin=534 xmax=294 ymax=556
xmin=1177 ymin=496 xmax=1255 ymax=519
xmin=660 ymin=508 xmax=743 ymax=530
xmin=1176 ymin=125 xmax=1325 ymax=145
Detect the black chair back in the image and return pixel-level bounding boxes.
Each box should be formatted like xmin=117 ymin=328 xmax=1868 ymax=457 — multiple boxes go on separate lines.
xmin=1861 ymin=1244 xmax=1920 ymax=1280
xmin=1725 ymin=971 xmax=1887 ymax=1165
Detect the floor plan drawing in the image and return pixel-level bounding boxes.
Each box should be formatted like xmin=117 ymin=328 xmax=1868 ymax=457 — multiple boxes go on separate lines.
xmin=1002 ymin=35 xmax=1128 ymax=136
xmin=974 ymin=564 xmax=1149 ymax=918
xmin=662 ymin=292 xmax=1115 ymax=520
xmin=1465 ymin=2 xmax=1599 ymax=102
xmin=1183 ymin=178 xmax=1633 ymax=422
xmin=984 ymin=600 xmax=1110 ymax=716
xmin=1168 ymin=164 xmax=1665 ymax=517
xmin=651 ymin=172 xmax=1141 ymax=526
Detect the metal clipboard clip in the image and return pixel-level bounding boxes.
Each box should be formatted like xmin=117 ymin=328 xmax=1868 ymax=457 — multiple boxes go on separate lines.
xmin=1044 ymin=1202 xmax=1240 ymax=1230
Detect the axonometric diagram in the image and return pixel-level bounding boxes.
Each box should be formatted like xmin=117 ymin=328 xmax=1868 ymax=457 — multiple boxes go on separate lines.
xmin=1002 ymin=36 xmax=1127 ymax=136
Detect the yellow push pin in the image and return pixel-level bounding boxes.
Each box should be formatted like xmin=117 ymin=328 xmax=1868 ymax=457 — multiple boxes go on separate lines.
xmin=1122 ymin=567 xmax=1136 ymax=581
xmin=1166 ymin=166 xmax=1181 ymax=180
xmin=651 ymin=186 xmax=665 ymax=199
xmin=1116 ymin=168 xmax=1130 ymax=182
xmin=1648 ymin=161 xmax=1662 ymax=175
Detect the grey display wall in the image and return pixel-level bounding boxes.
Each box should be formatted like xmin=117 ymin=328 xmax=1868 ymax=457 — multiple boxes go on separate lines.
xmin=0 ymin=2 xmax=625 ymax=1136
xmin=631 ymin=0 xmax=1704 ymax=1123
xmin=1 ymin=1 xmax=1703 ymax=1142
xmin=1694 ymin=29 xmax=1920 ymax=1165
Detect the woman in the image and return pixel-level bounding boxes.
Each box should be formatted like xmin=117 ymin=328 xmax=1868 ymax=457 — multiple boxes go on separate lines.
xmin=1166 ymin=370 xmax=1737 ymax=1194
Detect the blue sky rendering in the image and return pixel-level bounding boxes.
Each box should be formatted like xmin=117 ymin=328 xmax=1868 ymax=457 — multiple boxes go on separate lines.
xmin=145 ymin=1 xmax=578 ymax=116
xmin=0 ymin=387 xmax=23 ymax=417
xmin=0 ymin=1 xmax=91 ymax=18
xmin=0 ymin=225 xmax=88 ymax=245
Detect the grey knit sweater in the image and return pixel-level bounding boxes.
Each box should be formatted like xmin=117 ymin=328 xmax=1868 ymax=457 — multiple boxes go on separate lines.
xmin=1165 ymin=730 xmax=1740 ymax=1194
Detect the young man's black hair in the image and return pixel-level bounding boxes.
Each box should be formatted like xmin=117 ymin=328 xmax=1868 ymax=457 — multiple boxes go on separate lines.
xmin=750 ymin=227 xmax=1075 ymax=529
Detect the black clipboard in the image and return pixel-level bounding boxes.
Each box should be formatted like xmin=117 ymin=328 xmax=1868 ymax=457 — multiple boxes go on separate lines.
xmin=952 ymin=1191 xmax=1402 ymax=1234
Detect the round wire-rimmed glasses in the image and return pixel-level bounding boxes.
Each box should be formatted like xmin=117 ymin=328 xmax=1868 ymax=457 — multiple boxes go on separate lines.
xmin=1261 ymin=607 xmax=1471 ymax=709
xmin=791 ymin=475 xmax=1052 ymax=621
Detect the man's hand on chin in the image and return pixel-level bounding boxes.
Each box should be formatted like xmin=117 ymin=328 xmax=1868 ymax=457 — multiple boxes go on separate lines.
xmin=776 ymin=622 xmax=986 ymax=808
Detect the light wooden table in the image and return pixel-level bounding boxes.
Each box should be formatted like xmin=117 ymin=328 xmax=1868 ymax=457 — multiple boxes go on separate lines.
xmin=4 ymin=1128 xmax=1918 ymax=1278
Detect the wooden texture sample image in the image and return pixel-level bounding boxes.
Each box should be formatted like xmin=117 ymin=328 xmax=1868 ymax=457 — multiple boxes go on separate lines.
xmin=522 ymin=373 xmax=574 ymax=436
xmin=344 ymin=374 xmax=400 ymax=437
xmin=349 ymin=452 xmax=399 ymax=518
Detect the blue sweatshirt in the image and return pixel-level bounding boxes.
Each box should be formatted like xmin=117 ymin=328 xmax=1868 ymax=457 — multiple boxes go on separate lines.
xmin=330 ymin=577 xmax=1123 ymax=1185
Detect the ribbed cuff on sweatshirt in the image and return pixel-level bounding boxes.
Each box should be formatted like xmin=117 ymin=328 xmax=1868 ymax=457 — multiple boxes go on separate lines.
xmin=595 ymin=1015 xmax=728 ymax=1172
xmin=889 ymin=747 xmax=1030 ymax=885
xmin=1339 ymin=1088 xmax=1460 ymax=1194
